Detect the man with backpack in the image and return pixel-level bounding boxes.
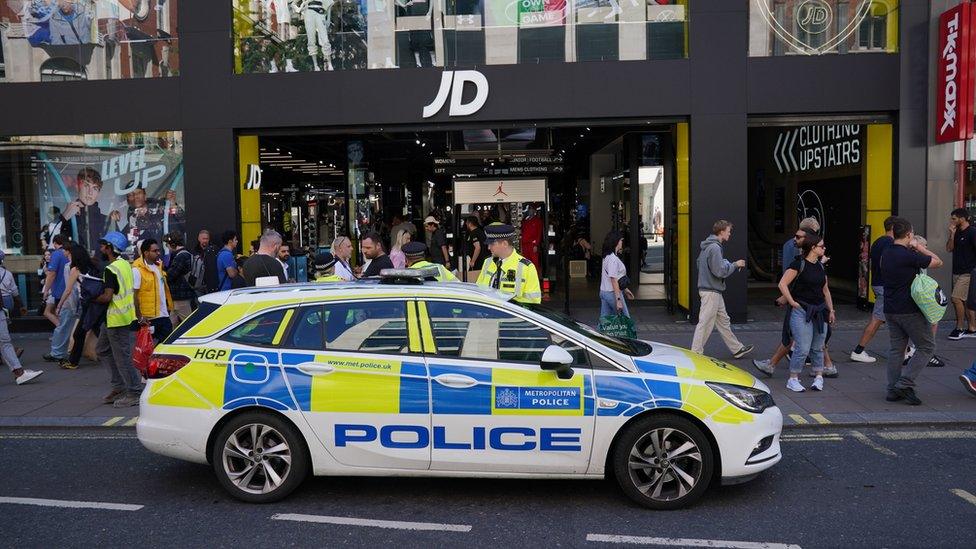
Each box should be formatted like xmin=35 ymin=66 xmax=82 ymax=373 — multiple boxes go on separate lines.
xmin=881 ymin=218 xmax=944 ymax=405
xmin=164 ymin=232 xmax=195 ymax=324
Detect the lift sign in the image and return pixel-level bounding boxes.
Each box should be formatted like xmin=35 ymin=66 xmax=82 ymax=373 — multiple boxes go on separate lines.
xmin=334 ymin=425 xmax=583 ymax=451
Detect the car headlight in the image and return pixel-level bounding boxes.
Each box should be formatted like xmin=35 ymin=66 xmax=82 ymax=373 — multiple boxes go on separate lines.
xmin=706 ymin=382 xmax=775 ymax=414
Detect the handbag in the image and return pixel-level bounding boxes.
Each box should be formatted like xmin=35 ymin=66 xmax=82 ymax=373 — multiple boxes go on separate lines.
xmin=617 ymin=275 xmax=631 ymax=291
xmin=133 ymin=325 xmax=155 ymax=374
xmin=598 ymin=313 xmax=637 ymax=339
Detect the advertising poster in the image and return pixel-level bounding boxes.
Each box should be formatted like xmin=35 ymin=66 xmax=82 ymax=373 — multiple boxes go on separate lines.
xmin=34 ymin=135 xmax=185 ymax=256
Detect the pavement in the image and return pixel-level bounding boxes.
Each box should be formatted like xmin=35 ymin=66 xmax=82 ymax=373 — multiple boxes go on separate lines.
xmin=1 ymin=425 xmax=975 ymax=547
xmin=2 ymin=302 xmax=975 ymax=429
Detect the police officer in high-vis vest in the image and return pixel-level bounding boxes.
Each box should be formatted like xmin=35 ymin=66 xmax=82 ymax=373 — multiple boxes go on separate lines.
xmin=94 ymin=231 xmax=143 ymax=408
xmin=313 ymin=252 xmax=345 ymax=282
xmin=476 ymin=223 xmax=542 ymax=304
xmin=404 ymin=242 xmax=458 ymax=281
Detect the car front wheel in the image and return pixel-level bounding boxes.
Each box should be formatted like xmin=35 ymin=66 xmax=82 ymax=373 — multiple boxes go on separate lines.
xmin=211 ymin=412 xmax=309 ymax=503
xmin=612 ymin=414 xmax=714 ymax=510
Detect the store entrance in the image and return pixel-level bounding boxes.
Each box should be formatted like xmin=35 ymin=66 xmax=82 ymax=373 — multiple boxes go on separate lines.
xmin=243 ymin=123 xmax=679 ymax=314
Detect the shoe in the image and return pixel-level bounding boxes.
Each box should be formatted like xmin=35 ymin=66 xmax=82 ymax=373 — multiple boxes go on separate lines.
xmin=823 ymin=365 xmax=838 ymax=378
xmin=963 ymin=330 xmax=976 ymax=339
xmin=112 ymin=394 xmax=140 ymax=408
xmin=960 ymin=374 xmax=976 ymax=397
xmin=892 ymin=387 xmax=922 ymax=406
xmin=948 ymin=329 xmax=965 ymax=341
xmin=885 ymin=390 xmax=904 ymax=402
xmin=786 ymin=378 xmax=805 ymax=392
xmin=850 ymin=350 xmax=876 ymax=363
xmin=102 ymin=388 xmax=125 ymax=404
xmin=15 ymin=369 xmax=43 ymax=385
xmin=59 ymin=360 xmax=78 ymax=370
xmin=42 ymin=353 xmax=64 ymax=362
xmin=752 ymin=359 xmax=775 ymax=378
xmin=927 ymin=355 xmax=946 ymax=368
xmin=903 ymin=344 xmax=916 ymax=366
xmin=732 ymin=345 xmax=754 ymax=359
xmin=811 ymin=375 xmax=824 ymax=391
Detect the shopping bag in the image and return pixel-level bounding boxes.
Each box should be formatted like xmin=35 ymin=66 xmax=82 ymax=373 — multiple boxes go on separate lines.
xmin=598 ymin=314 xmax=637 ymax=339
xmin=911 ymin=271 xmax=948 ymax=325
xmin=133 ymin=326 xmax=155 ymax=374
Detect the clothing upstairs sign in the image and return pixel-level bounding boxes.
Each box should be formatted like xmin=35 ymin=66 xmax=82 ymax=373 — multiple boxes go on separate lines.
xmin=936 ymin=3 xmax=976 ymax=144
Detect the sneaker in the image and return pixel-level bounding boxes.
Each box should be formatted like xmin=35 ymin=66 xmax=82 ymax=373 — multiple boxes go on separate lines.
xmin=892 ymin=386 xmax=922 ymax=406
xmin=927 ymin=355 xmax=946 ymax=368
xmin=885 ymin=390 xmax=904 ymax=402
xmin=786 ymin=378 xmax=805 ymax=392
xmin=948 ymin=329 xmax=965 ymax=341
xmin=963 ymin=330 xmax=976 ymax=339
xmin=42 ymin=353 xmax=65 ymax=362
xmin=732 ymin=345 xmax=754 ymax=359
xmin=59 ymin=360 xmax=78 ymax=370
xmin=15 ymin=369 xmax=43 ymax=385
xmin=823 ymin=365 xmax=839 ymax=378
xmin=850 ymin=350 xmax=877 ymax=363
xmin=102 ymin=388 xmax=125 ymax=404
xmin=811 ymin=375 xmax=824 ymax=391
xmin=960 ymin=374 xmax=976 ymax=397
xmin=112 ymin=394 xmax=140 ymax=408
xmin=752 ymin=359 xmax=775 ymax=378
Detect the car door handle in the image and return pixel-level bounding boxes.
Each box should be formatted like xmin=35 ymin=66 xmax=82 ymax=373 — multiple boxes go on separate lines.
xmin=296 ymin=362 xmax=335 ymax=376
xmin=433 ymin=373 xmax=479 ymax=389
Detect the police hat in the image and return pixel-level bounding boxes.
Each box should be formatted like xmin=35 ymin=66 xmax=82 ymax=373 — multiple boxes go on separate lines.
xmin=314 ymin=252 xmax=337 ymax=270
xmin=402 ymin=241 xmax=428 ymax=259
xmin=485 ymin=223 xmax=517 ymax=243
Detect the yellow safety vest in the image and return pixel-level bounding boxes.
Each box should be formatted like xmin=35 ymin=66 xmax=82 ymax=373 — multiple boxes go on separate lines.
xmin=411 ymin=261 xmax=458 ymax=282
xmin=315 ymin=274 xmax=345 ymax=282
xmin=106 ymin=257 xmax=136 ymax=328
xmin=476 ymin=251 xmax=542 ymax=304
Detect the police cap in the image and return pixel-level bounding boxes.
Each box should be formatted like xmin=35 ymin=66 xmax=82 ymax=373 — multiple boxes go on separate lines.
xmin=314 ymin=252 xmax=337 ymax=270
xmin=485 ymin=223 xmax=517 ymax=243
xmin=402 ymin=241 xmax=428 ymax=259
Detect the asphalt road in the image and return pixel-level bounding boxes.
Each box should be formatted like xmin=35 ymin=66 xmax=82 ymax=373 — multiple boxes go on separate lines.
xmin=2 ymin=426 xmax=975 ymax=548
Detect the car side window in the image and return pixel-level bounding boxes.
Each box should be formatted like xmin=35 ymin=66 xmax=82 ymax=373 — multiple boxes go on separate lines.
xmin=222 ymin=309 xmax=289 ymax=347
xmin=425 ymin=301 xmax=588 ymax=366
xmin=290 ymin=301 xmax=410 ymax=355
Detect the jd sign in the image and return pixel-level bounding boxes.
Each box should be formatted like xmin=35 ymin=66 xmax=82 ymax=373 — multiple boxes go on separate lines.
xmin=754 ymin=0 xmax=875 ymax=55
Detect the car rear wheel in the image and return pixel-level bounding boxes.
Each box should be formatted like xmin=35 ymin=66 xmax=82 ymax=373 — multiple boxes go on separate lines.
xmin=211 ymin=412 xmax=309 ymax=503
xmin=612 ymin=414 xmax=714 ymax=510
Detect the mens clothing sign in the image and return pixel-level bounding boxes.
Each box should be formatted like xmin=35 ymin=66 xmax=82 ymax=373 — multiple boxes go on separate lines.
xmin=454 ymin=179 xmax=546 ymax=204
xmin=935 ymin=3 xmax=976 ymax=144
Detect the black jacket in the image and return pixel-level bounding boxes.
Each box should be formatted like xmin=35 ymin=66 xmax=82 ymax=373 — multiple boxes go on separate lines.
xmin=166 ymin=249 xmax=196 ymax=301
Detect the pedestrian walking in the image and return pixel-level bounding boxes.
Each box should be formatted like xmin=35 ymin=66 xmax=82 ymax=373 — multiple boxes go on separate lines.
xmin=690 ymin=220 xmax=753 ymax=359
xmin=905 ymin=235 xmax=947 ymax=368
xmin=242 ymin=230 xmax=287 ymax=286
xmin=425 ymin=216 xmax=450 ymax=267
xmin=600 ymin=231 xmax=634 ymax=318
xmin=41 ymin=235 xmax=66 ymax=328
xmin=850 ymin=216 xmax=897 ymax=363
xmin=1 ymin=302 xmax=42 ymax=385
xmin=133 ymin=238 xmax=174 ymax=344
xmin=463 ymin=216 xmax=486 ymax=282
xmin=476 ymin=223 xmax=540 ymax=304
xmin=55 ymin=245 xmax=96 ymax=370
xmin=331 ymin=236 xmax=355 ymax=281
xmin=164 ymin=232 xmax=194 ymax=326
xmin=945 ymin=208 xmax=976 ymax=340
xmin=778 ymin=233 xmax=834 ymax=392
xmin=94 ymin=231 xmax=142 ymax=408
xmin=390 ymin=230 xmax=410 ymax=270
xmin=881 ymin=218 xmax=944 ymax=405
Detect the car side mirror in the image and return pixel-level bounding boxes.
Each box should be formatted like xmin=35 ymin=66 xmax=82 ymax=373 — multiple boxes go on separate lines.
xmin=540 ymin=345 xmax=575 ymax=380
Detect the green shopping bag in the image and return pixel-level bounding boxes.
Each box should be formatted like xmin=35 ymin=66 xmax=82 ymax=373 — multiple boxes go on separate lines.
xmin=911 ymin=270 xmax=948 ymax=324
xmin=598 ymin=314 xmax=637 ymax=339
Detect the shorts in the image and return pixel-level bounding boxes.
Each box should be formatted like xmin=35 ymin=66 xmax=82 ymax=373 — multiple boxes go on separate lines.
xmin=871 ymin=285 xmax=885 ymax=321
xmin=952 ymin=273 xmax=971 ymax=302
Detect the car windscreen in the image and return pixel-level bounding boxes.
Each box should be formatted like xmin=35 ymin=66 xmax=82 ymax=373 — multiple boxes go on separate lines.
xmin=519 ymin=304 xmax=651 ymax=357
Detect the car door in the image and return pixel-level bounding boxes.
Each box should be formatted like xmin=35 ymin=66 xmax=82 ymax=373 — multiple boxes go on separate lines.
xmin=282 ymin=298 xmax=431 ymax=471
xmin=419 ymin=299 xmax=595 ymax=474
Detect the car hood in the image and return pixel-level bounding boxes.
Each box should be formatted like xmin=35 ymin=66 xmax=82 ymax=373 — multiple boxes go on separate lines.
xmin=632 ymin=341 xmax=757 ymax=387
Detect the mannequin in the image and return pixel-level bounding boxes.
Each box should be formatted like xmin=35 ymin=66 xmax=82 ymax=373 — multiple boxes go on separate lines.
xmin=520 ymin=204 xmax=543 ymax=271
xmin=295 ymin=0 xmax=335 ymax=70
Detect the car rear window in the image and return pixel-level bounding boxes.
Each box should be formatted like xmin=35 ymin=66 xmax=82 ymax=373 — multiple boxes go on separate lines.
xmin=162 ymin=302 xmax=220 ymax=344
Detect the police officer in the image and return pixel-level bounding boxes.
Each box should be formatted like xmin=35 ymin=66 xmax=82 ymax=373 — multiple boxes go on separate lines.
xmin=313 ymin=252 xmax=345 ymax=282
xmin=404 ymin=242 xmax=457 ymax=281
xmin=476 ymin=223 xmax=541 ymax=304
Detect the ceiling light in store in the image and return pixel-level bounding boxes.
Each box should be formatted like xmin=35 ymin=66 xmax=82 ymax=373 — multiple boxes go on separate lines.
xmin=415 ymin=139 xmax=421 ymax=145
xmin=421 ymin=143 xmax=426 ymax=147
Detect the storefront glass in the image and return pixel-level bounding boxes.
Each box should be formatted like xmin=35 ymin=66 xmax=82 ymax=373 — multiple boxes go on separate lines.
xmin=749 ymin=0 xmax=898 ymax=57
xmin=232 ymin=0 xmax=688 ymax=73
xmin=0 ymin=131 xmax=184 ymax=313
xmin=0 ymin=1 xmax=179 ymax=83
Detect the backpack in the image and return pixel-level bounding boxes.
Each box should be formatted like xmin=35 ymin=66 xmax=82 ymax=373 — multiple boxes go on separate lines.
xmin=910 ymin=270 xmax=948 ymax=324
xmin=185 ymin=250 xmax=205 ymax=292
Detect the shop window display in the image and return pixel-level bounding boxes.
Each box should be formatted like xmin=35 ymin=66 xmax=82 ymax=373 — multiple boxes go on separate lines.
xmin=232 ymin=0 xmax=687 ymax=72
xmin=0 ymin=0 xmax=179 ymax=83
xmin=749 ymin=0 xmax=899 ymax=57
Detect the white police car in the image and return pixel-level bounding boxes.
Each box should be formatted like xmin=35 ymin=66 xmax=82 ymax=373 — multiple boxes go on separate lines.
xmin=138 ymin=271 xmax=782 ymax=509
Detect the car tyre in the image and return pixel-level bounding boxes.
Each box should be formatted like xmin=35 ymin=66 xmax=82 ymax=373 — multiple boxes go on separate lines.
xmin=612 ymin=413 xmax=714 ymax=510
xmin=211 ymin=411 xmax=309 ymax=503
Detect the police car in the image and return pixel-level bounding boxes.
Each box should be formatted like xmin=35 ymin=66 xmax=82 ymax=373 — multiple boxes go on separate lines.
xmin=137 ymin=270 xmax=782 ymax=510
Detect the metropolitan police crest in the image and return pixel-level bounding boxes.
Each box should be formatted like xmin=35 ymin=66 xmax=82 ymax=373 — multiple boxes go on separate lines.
xmin=496 ymin=387 xmax=519 ymax=409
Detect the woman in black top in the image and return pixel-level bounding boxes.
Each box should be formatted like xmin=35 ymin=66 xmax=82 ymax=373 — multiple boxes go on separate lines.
xmin=778 ymin=234 xmax=835 ymax=393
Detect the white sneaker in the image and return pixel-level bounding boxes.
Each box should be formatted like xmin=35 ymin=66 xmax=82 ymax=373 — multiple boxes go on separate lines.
xmin=904 ymin=343 xmax=916 ymax=361
xmin=752 ymin=359 xmax=775 ymax=377
xmin=850 ymin=350 xmax=876 ymax=363
xmin=786 ymin=378 xmax=805 ymax=392
xmin=15 ymin=369 xmax=43 ymax=385
xmin=811 ymin=375 xmax=824 ymax=391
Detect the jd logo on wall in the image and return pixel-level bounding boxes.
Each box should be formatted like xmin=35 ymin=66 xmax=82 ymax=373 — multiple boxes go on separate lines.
xmin=754 ymin=0 xmax=875 ymax=55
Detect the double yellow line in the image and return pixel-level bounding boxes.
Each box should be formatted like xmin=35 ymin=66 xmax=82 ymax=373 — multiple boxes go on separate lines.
xmin=101 ymin=416 xmax=138 ymax=427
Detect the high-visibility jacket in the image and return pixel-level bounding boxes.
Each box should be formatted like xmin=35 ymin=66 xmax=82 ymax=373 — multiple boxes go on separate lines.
xmin=411 ymin=260 xmax=458 ymax=282
xmin=315 ymin=274 xmax=345 ymax=282
xmin=133 ymin=257 xmax=174 ymax=319
xmin=476 ymin=251 xmax=542 ymax=304
xmin=105 ymin=257 xmax=136 ymax=328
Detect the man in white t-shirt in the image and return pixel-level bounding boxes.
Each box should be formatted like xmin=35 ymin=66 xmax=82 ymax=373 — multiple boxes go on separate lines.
xmin=133 ymin=239 xmax=174 ymax=343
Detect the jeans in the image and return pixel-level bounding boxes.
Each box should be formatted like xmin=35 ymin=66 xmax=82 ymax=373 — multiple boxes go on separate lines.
xmin=97 ymin=324 xmax=142 ymax=396
xmin=886 ymin=312 xmax=935 ymax=390
xmin=691 ymin=291 xmax=744 ymax=355
xmin=600 ymin=290 xmax=630 ymax=318
xmin=788 ymin=307 xmax=827 ymax=375
xmin=49 ymin=302 xmax=79 ymax=358
xmin=0 ymin=312 xmax=23 ymax=372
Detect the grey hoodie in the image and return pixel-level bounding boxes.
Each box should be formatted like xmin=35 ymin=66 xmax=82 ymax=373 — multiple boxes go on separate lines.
xmin=697 ymin=235 xmax=738 ymax=293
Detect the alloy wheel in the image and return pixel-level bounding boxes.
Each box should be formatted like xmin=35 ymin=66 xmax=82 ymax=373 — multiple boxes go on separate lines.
xmin=627 ymin=427 xmax=703 ymax=502
xmin=222 ymin=423 xmax=293 ymax=495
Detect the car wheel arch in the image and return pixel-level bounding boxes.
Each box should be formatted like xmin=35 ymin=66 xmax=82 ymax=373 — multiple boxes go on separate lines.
xmin=205 ymin=406 xmax=311 ymax=472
